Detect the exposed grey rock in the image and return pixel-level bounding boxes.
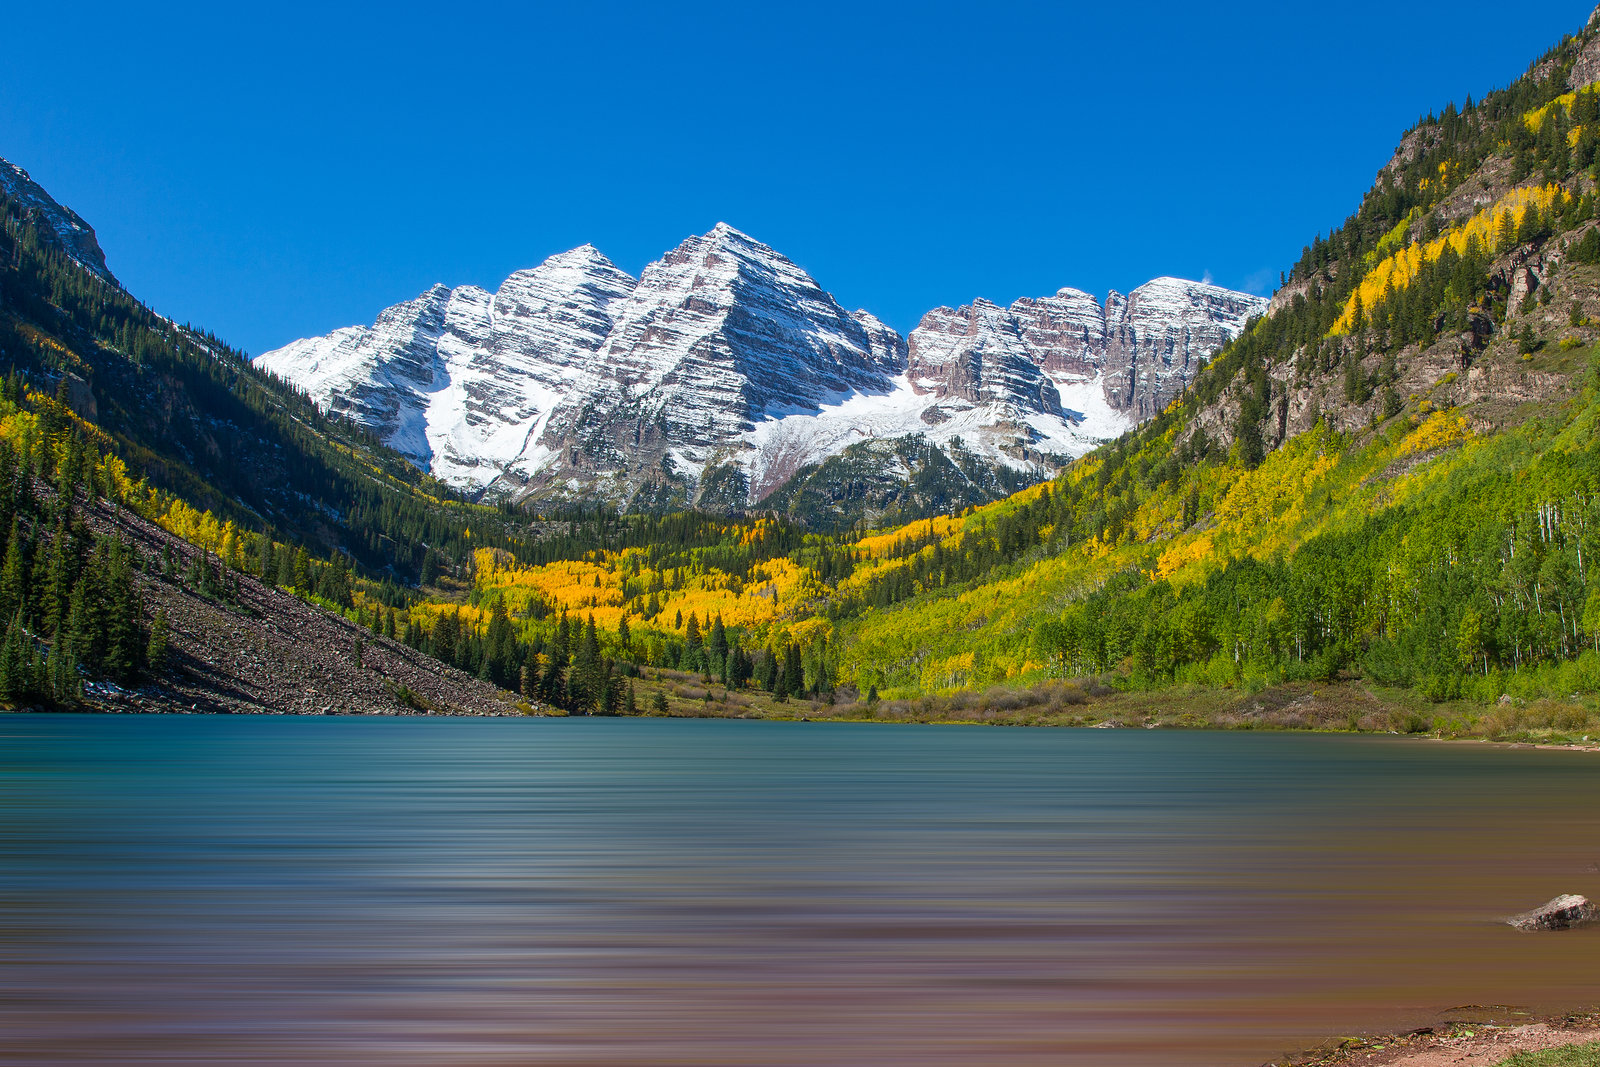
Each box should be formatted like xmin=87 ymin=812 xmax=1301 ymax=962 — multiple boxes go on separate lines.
xmin=0 ymin=158 xmax=118 ymax=286
xmin=1505 ymin=894 xmax=1596 ymax=931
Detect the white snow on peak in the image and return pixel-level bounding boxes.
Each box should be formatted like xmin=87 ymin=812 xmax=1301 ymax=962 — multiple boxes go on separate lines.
xmin=256 ymin=226 xmax=1262 ymax=506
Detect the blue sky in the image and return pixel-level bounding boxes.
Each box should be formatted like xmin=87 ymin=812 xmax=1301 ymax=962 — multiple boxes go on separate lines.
xmin=2 ymin=1 xmax=1594 ymax=356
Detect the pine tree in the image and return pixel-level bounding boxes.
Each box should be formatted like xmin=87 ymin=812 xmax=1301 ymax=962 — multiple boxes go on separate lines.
xmin=41 ymin=516 xmax=74 ymax=637
xmin=257 ymin=533 xmax=274 ymax=578
xmin=0 ymin=518 xmax=24 ymax=624
xmin=540 ymin=648 xmax=567 ymax=706
xmin=709 ymin=615 xmax=727 ymax=662
xmin=27 ymin=639 xmax=46 ymax=699
xmin=49 ymin=640 xmax=78 ymax=703
xmin=484 ymin=597 xmax=514 ymax=684
xmin=570 ymin=615 xmax=601 ymax=713
xmin=147 ymin=608 xmax=170 ymax=672
xmin=651 ymin=689 xmax=668 ymax=715
xmin=0 ymin=611 xmax=23 ymax=701
xmin=625 ymin=679 xmax=637 ymax=715
xmin=431 ymin=610 xmax=457 ymax=663
xmin=99 ymin=541 xmax=142 ymax=682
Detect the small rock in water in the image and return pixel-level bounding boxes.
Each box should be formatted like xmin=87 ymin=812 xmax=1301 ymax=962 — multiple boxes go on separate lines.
xmin=1505 ymin=894 xmax=1596 ymax=930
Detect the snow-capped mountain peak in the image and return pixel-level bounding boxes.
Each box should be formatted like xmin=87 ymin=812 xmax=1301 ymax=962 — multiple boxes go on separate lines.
xmin=255 ymin=227 xmax=1264 ymax=511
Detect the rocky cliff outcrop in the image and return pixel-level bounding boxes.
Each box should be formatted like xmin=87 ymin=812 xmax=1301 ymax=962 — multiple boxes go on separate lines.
xmin=906 ymin=278 xmax=1265 ymax=425
xmin=0 ymin=158 xmax=118 ymax=286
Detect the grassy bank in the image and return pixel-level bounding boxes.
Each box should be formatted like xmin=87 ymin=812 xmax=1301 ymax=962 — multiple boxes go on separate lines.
xmin=602 ymin=670 xmax=1600 ymax=747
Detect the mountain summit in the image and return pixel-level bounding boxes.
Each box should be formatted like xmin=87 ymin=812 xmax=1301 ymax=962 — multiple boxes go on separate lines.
xmin=256 ymin=225 xmax=1264 ymax=512
xmin=0 ymin=160 xmax=118 ymax=286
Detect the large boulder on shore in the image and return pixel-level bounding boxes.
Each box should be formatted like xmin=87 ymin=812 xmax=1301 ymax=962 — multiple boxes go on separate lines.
xmin=1505 ymin=894 xmax=1597 ymax=930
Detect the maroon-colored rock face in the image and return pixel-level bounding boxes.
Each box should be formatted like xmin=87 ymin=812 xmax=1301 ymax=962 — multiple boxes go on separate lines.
xmin=906 ymin=279 xmax=1265 ymax=422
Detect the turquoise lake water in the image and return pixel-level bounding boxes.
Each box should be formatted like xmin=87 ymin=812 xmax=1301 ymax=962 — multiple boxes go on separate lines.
xmin=3 ymin=715 xmax=1599 ymax=1066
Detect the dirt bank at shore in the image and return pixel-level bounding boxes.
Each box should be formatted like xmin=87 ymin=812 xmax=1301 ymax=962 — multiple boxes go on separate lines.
xmin=1289 ymin=1013 xmax=1600 ymax=1067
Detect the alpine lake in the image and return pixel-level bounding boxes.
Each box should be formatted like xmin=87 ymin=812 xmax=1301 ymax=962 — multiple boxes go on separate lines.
xmin=4 ymin=714 xmax=1598 ymax=1066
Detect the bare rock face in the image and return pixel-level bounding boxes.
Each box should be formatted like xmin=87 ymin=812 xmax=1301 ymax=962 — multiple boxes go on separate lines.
xmin=1505 ymin=894 xmax=1597 ymax=931
xmin=1101 ymin=278 xmax=1266 ymax=419
xmin=906 ymin=277 xmax=1265 ymax=426
xmin=906 ymin=299 xmax=1062 ymax=414
xmin=0 ymin=157 xmax=118 ymax=286
xmin=1569 ymin=9 xmax=1600 ymax=88
xmin=1010 ymin=287 xmax=1109 ymax=377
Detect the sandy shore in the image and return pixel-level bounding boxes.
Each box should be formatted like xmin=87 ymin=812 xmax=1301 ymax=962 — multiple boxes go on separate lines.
xmin=1290 ymin=1013 xmax=1600 ymax=1067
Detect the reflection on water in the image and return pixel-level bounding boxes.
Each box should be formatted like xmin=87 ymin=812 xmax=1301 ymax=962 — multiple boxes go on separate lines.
xmin=2 ymin=716 xmax=1598 ymax=1066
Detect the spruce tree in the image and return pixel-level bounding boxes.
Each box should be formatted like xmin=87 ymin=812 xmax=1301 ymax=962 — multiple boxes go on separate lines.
xmin=147 ymin=608 xmax=170 ymax=672
xmin=27 ymin=640 xmax=45 ymax=699
xmin=99 ymin=541 xmax=142 ymax=682
xmin=49 ymin=639 xmax=78 ymax=703
xmin=0 ymin=612 xmax=23 ymax=701
xmin=540 ymin=647 xmax=567 ymax=706
xmin=0 ymin=518 xmax=24 ymax=624
xmin=709 ymin=615 xmax=727 ymax=664
xmin=571 ymin=615 xmax=601 ymax=713
xmin=256 ymin=533 xmax=274 ymax=578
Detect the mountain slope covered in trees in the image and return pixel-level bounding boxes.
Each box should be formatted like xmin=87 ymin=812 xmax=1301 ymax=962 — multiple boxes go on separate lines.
xmin=374 ymin=10 xmax=1600 ymax=734
xmin=11 ymin=10 xmax=1600 ymax=729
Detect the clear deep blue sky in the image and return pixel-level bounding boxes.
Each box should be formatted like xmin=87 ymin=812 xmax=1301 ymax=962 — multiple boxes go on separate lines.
xmin=2 ymin=1 xmax=1594 ymax=356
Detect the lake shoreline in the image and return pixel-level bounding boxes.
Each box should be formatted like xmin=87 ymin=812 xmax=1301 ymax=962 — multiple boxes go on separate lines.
xmin=1286 ymin=1011 xmax=1600 ymax=1067
xmin=7 ymin=672 xmax=1600 ymax=751
xmin=21 ymin=688 xmax=1600 ymax=756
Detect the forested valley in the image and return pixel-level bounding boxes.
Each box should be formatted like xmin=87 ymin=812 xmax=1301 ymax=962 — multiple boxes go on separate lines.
xmin=9 ymin=17 xmax=1600 ymax=741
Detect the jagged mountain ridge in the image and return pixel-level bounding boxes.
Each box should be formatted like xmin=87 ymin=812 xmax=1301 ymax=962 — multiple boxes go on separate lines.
xmin=0 ymin=160 xmax=118 ymax=286
xmin=257 ymin=226 xmax=1264 ymax=512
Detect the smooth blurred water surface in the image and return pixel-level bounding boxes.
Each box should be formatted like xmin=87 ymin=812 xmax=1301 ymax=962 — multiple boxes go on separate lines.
xmin=4 ymin=716 xmax=1599 ymax=1066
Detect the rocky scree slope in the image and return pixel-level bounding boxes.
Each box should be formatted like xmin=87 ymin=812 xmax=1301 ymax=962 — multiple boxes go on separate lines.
xmin=76 ymin=496 xmax=519 ymax=716
xmin=257 ymin=226 xmax=1263 ymax=513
